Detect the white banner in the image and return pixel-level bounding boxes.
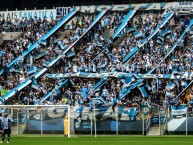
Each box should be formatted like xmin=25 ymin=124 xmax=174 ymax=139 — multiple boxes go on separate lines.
xmin=74 ymin=1 xmax=193 ymax=13
xmin=171 ymin=105 xmax=187 ymax=116
xmin=0 ymin=9 xmax=56 ymax=20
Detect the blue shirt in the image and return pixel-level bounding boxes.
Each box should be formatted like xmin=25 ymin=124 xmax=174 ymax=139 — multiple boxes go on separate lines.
xmin=2 ymin=118 xmax=11 ymax=130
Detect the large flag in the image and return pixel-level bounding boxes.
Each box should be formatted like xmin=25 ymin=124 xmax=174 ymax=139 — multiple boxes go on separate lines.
xmin=27 ymin=66 xmax=37 ymax=75
xmin=133 ymin=31 xmax=143 ymax=38
xmin=31 ymin=79 xmax=40 ymax=90
xmin=166 ymin=81 xmax=176 ymax=91
xmin=40 ymin=39 xmax=47 ymax=46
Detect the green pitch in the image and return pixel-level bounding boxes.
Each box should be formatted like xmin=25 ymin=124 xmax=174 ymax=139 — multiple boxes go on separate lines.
xmin=7 ymin=135 xmax=193 ymax=145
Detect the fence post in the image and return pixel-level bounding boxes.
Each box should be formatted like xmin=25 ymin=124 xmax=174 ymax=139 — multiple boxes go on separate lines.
xmin=94 ymin=103 xmax=96 ymax=138
xmin=142 ymin=114 xmax=144 ymax=135
xmin=68 ymin=105 xmax=70 ymax=138
xmin=158 ymin=105 xmax=161 ymax=136
xmin=116 ymin=108 xmax=118 ymax=135
xmin=186 ymin=109 xmax=188 ymax=136
xmin=17 ymin=112 xmax=19 ymax=135
xmin=167 ymin=107 xmax=170 ymax=117
xmin=91 ymin=113 xmax=92 ymax=135
xmin=41 ymin=112 xmax=43 ymax=135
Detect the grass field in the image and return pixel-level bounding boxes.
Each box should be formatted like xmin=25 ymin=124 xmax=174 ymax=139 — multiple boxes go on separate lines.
xmin=4 ymin=135 xmax=193 ymax=145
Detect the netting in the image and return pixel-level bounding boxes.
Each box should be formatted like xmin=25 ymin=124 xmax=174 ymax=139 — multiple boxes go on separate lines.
xmin=0 ymin=105 xmax=71 ymax=137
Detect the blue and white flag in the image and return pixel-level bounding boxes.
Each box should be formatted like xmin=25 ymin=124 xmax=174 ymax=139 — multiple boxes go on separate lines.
xmin=45 ymin=72 xmax=193 ymax=80
xmin=181 ymin=81 xmax=188 ymax=87
xmin=171 ymin=56 xmax=180 ymax=62
xmin=166 ymin=81 xmax=176 ymax=91
xmin=40 ymin=39 xmax=47 ymax=46
xmin=27 ymin=43 xmax=32 ymax=50
xmin=66 ymin=51 xmax=75 ymax=58
xmin=160 ymin=29 xmax=171 ymax=36
xmin=157 ymin=35 xmax=164 ymax=41
xmin=127 ymin=26 xmax=137 ymax=33
xmin=58 ymin=41 xmax=67 ymax=50
xmin=138 ymin=86 xmax=148 ymax=97
xmin=157 ymin=39 xmax=164 ymax=45
xmin=34 ymin=51 xmax=49 ymax=60
xmin=70 ymin=79 xmax=75 ymax=86
xmin=133 ymin=73 xmax=141 ymax=79
xmin=91 ymin=97 xmax=107 ymax=106
xmin=9 ymin=67 xmax=20 ymax=73
xmin=172 ymin=69 xmax=180 ymax=75
xmin=27 ymin=66 xmax=37 ymax=75
xmin=98 ymin=60 xmax=106 ymax=68
xmin=125 ymin=77 xmax=135 ymax=84
xmin=171 ymin=105 xmax=187 ymax=117
xmin=42 ymin=62 xmax=49 ymax=67
xmin=123 ymin=107 xmax=139 ymax=118
xmin=0 ymin=70 xmax=3 ymax=75
xmin=31 ymin=79 xmax=40 ymax=90
xmin=133 ymin=31 xmax=143 ymax=38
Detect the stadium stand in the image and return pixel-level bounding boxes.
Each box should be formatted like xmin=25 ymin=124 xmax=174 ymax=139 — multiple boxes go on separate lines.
xmin=0 ymin=2 xmax=193 ymax=135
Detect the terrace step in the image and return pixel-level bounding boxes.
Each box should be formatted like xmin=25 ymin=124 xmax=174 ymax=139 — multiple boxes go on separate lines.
xmin=147 ymin=127 xmax=160 ymax=136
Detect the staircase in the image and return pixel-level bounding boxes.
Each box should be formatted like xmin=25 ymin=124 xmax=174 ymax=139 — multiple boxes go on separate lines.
xmin=147 ymin=127 xmax=160 ymax=136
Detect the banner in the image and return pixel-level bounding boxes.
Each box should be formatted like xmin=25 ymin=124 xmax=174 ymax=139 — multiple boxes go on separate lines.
xmin=72 ymin=2 xmax=193 ymax=15
xmin=151 ymin=116 xmax=166 ymax=125
xmin=74 ymin=120 xmax=143 ymax=132
xmin=169 ymin=1 xmax=193 ymax=14
xmin=56 ymin=7 xmax=72 ymax=19
xmin=171 ymin=105 xmax=187 ymax=117
xmin=74 ymin=2 xmax=193 ymax=13
xmin=0 ymin=9 xmax=56 ymax=20
xmin=45 ymin=71 xmax=193 ymax=80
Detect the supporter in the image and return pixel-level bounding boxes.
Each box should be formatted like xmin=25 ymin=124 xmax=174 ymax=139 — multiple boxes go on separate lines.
xmin=0 ymin=10 xmax=193 ymax=115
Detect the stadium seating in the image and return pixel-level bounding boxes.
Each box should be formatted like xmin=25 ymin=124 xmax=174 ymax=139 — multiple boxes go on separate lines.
xmin=0 ymin=7 xmax=193 ymax=125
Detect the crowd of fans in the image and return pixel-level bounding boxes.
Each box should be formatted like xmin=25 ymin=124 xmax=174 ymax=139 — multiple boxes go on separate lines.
xmin=0 ymin=10 xmax=193 ymax=114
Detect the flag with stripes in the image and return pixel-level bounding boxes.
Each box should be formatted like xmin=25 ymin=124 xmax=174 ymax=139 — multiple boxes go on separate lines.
xmin=138 ymin=86 xmax=148 ymax=97
xmin=27 ymin=66 xmax=37 ymax=75
xmin=40 ymin=39 xmax=47 ymax=46
xmin=9 ymin=67 xmax=20 ymax=73
xmin=133 ymin=31 xmax=143 ymax=38
xmin=31 ymin=79 xmax=40 ymax=90
xmin=166 ymin=81 xmax=176 ymax=91
xmin=66 ymin=51 xmax=75 ymax=58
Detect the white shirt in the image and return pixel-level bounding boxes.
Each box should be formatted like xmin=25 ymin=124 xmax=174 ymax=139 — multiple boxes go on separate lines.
xmin=19 ymin=75 xmax=25 ymax=83
xmin=73 ymin=65 xmax=78 ymax=73
xmin=102 ymin=89 xmax=108 ymax=97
